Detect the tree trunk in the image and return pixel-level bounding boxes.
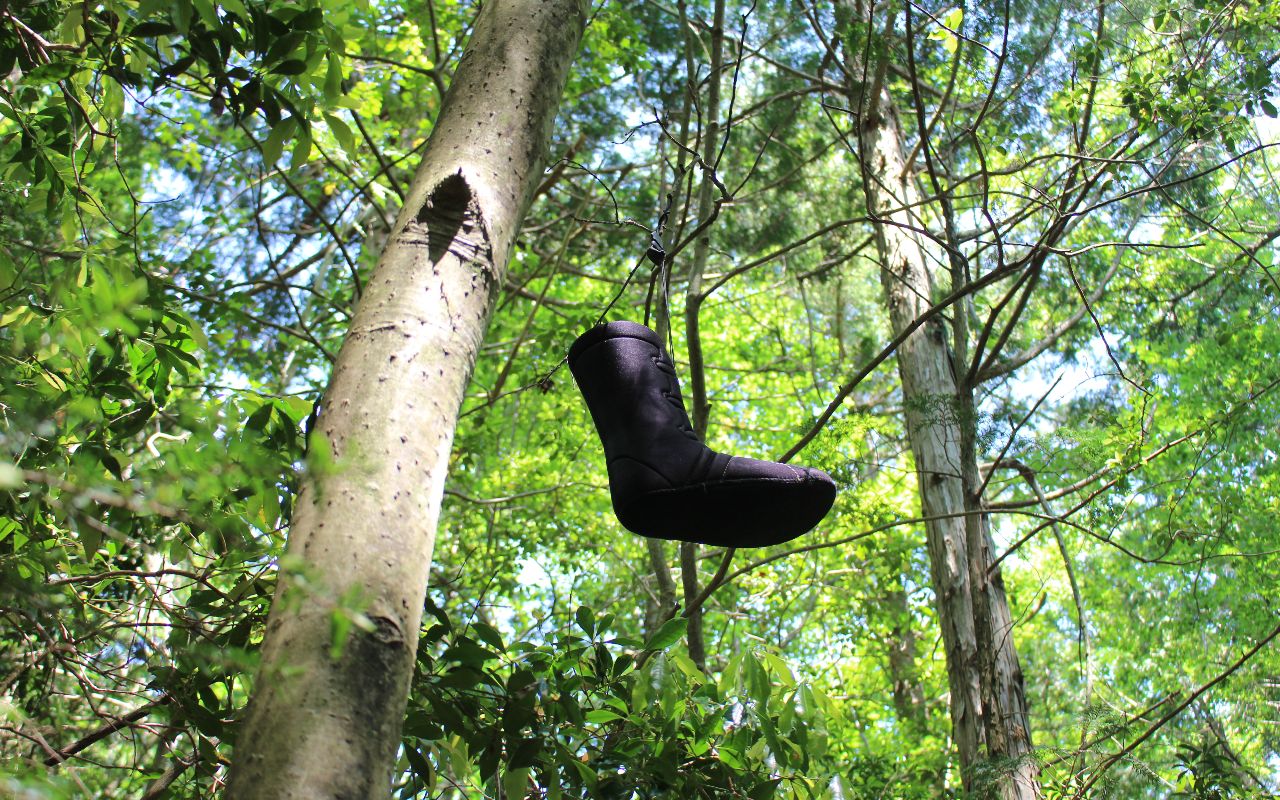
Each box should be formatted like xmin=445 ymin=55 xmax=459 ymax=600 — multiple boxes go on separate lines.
xmin=886 ymin=584 xmax=948 ymax=794
xmin=225 ymin=2 xmax=588 ymax=797
xmin=885 ymin=586 xmax=926 ymax=730
xmin=840 ymin=6 xmax=1038 ymax=796
xmin=678 ymin=0 xmax=726 ymax=674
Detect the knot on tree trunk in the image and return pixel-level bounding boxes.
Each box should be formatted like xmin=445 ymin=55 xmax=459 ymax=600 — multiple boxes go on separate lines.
xmin=406 ymin=172 xmax=493 ymax=272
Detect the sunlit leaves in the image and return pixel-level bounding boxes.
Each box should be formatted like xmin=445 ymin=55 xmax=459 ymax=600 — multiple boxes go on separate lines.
xmin=398 ymin=602 xmax=834 ymax=800
xmin=1120 ymin=0 xmax=1280 ymax=148
xmin=3 ymin=0 xmax=1280 ymax=796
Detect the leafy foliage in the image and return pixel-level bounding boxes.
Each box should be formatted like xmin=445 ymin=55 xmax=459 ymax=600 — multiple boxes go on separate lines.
xmin=3 ymin=0 xmax=1280 ymax=797
xmin=395 ymin=604 xmax=837 ymax=799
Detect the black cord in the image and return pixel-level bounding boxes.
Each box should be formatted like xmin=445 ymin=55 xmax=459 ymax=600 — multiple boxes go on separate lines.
xmin=646 ymin=207 xmax=669 ymax=268
xmin=531 ymin=195 xmax=677 ymax=396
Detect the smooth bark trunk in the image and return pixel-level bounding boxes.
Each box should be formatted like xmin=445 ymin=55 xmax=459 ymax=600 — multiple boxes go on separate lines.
xmin=840 ymin=5 xmax=1038 ymax=795
xmin=644 ymin=538 xmax=678 ymax=639
xmin=225 ymin=2 xmax=588 ymax=797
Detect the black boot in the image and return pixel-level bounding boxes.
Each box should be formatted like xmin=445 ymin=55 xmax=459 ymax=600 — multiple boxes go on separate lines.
xmin=568 ymin=321 xmax=836 ymax=548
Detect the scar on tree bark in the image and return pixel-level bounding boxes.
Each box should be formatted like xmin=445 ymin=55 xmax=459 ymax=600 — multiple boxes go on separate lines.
xmin=415 ymin=172 xmax=489 ymax=267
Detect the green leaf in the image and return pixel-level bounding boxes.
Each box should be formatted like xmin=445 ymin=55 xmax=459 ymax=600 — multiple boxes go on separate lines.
xmin=271 ymin=59 xmax=309 ymax=76
xmin=423 ymin=597 xmax=451 ymax=630
xmin=219 ymin=0 xmax=249 ymax=19
xmin=102 ymin=77 xmax=125 ymax=120
xmin=507 ymin=738 xmax=541 ymax=768
xmin=329 ymin=608 xmax=353 ymax=660
xmin=132 ymin=20 xmax=176 ymax=37
xmin=190 ymin=0 xmax=220 ymax=29
xmin=80 ymin=525 xmax=102 ymax=558
xmin=244 ymin=402 xmax=275 ymax=433
xmin=668 ymin=651 xmax=704 ymax=684
xmin=403 ymin=710 xmax=443 ymax=740
xmin=574 ymin=605 xmax=595 ymax=637
xmin=442 ymin=637 xmax=497 ymax=666
xmin=470 ymin=621 xmax=505 ymax=651
xmin=260 ymin=117 xmax=296 ymax=165
xmin=290 ymin=126 xmax=312 ymax=168
xmin=170 ymin=0 xmax=193 ymax=34
xmin=644 ymin=616 xmax=687 ymax=651
xmin=264 ymin=30 xmax=306 ymax=64
xmin=405 ymin=745 xmax=433 ymax=783
xmin=155 ymin=342 xmax=199 ymax=377
xmin=290 ymin=7 xmax=324 ymax=30
xmin=748 ymin=778 xmax=782 ymax=799
xmin=502 ymin=767 xmax=529 ymax=800
xmin=324 ymin=113 xmax=356 ymax=155
xmin=324 ymin=54 xmax=344 ymax=100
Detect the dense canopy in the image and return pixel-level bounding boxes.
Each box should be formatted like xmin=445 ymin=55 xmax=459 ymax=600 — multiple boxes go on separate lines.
xmin=2 ymin=0 xmax=1278 ymax=797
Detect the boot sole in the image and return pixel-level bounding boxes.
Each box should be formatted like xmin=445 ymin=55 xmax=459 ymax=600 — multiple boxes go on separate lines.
xmin=616 ymin=475 xmax=837 ymax=548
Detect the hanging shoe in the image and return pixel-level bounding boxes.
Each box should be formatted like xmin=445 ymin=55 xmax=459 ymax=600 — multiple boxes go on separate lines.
xmin=568 ymin=320 xmax=836 ymax=548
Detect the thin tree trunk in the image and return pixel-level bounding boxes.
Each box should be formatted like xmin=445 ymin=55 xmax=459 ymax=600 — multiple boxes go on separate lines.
xmin=839 ymin=3 xmax=1038 ymax=795
xmin=225 ymin=2 xmax=588 ymax=797
xmin=683 ymin=0 xmax=725 ymax=443
xmin=885 ymin=584 xmax=946 ymax=794
xmin=679 ymin=0 xmax=726 ymax=672
xmin=679 ymin=540 xmax=706 ymax=669
xmin=644 ymin=538 xmax=678 ymax=638
xmin=886 ymin=586 xmax=926 ymax=729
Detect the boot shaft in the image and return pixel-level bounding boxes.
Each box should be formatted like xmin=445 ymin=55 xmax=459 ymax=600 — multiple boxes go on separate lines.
xmin=568 ymin=322 xmax=700 ymax=466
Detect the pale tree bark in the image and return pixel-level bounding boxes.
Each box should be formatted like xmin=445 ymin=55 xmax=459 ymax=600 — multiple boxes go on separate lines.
xmin=838 ymin=2 xmax=1038 ymax=797
xmin=225 ymin=2 xmax=589 ymax=797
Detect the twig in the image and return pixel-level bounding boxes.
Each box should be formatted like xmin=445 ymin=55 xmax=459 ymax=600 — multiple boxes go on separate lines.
xmin=1075 ymin=618 xmax=1280 ymax=796
xmin=782 ymin=260 xmax=1026 ymax=463
xmin=140 ymin=753 xmax=197 ymax=800
xmin=44 ymin=696 xmax=171 ymax=766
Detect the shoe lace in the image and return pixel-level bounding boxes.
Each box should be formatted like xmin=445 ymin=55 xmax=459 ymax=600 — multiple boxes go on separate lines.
xmin=652 ymin=353 xmax=698 ymax=440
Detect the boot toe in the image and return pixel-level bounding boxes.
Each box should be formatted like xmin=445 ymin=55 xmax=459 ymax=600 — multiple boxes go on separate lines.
xmin=614 ymin=457 xmax=837 ymax=549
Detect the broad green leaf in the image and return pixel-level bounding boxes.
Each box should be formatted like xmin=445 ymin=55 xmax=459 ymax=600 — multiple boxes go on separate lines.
xmin=261 ymin=117 xmax=297 ymax=166
xmin=324 ymin=113 xmax=356 ymax=155
xmin=644 ymin=616 xmax=687 ymax=651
